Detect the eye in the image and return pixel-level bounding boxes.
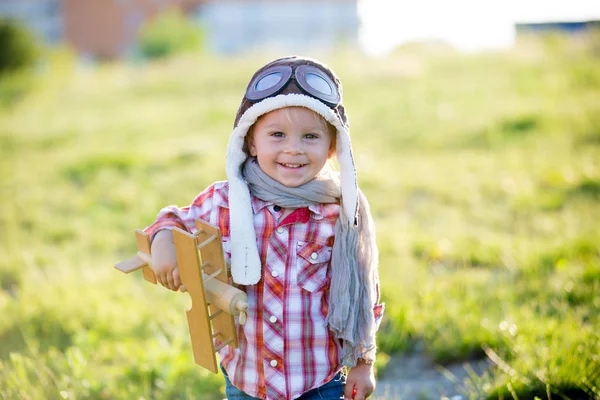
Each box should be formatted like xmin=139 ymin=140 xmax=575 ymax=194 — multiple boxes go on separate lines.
xmin=304 ymin=133 xmax=319 ymax=139
xmin=271 ymin=131 xmax=285 ymax=138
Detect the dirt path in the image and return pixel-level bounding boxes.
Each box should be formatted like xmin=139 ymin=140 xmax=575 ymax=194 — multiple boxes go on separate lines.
xmin=372 ymin=350 xmax=490 ymax=400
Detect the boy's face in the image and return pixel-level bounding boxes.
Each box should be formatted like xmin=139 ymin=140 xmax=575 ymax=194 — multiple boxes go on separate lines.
xmin=248 ymin=107 xmax=335 ymax=188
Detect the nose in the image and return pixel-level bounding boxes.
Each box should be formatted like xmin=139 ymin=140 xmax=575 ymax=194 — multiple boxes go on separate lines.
xmin=283 ymin=136 xmax=304 ymax=155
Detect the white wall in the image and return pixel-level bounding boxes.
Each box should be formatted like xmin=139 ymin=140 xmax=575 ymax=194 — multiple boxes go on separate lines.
xmin=196 ymin=1 xmax=359 ymax=54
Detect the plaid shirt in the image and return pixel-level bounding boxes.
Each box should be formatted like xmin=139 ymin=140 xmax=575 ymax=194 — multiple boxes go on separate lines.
xmin=145 ymin=181 xmax=384 ymax=400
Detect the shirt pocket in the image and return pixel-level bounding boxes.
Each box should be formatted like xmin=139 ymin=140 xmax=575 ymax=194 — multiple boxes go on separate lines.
xmin=296 ymin=241 xmax=333 ymax=292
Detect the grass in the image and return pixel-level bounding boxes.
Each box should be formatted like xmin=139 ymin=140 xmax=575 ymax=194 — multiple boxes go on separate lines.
xmin=1 ymin=33 xmax=599 ymax=399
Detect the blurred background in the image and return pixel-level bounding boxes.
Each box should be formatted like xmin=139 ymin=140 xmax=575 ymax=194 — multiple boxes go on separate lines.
xmin=0 ymin=0 xmax=599 ymax=399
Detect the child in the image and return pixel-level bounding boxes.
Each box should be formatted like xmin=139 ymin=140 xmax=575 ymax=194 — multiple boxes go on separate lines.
xmin=145 ymin=56 xmax=384 ymax=400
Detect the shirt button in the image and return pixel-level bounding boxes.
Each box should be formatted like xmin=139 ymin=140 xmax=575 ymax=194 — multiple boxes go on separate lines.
xmin=273 ymin=205 xmax=281 ymax=212
xmin=269 ymin=315 xmax=277 ymax=323
xmin=270 ymin=359 xmax=278 ymax=367
xmin=277 ymin=227 xmax=284 ymax=234
xmin=310 ymin=252 xmax=318 ymax=260
xmin=271 ymin=270 xmax=279 ymax=278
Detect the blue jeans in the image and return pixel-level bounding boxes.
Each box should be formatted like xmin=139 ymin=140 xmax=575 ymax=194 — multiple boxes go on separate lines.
xmin=221 ymin=364 xmax=346 ymax=400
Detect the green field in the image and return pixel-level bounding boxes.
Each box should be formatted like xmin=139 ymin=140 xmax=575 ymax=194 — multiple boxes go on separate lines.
xmin=1 ymin=33 xmax=599 ymax=399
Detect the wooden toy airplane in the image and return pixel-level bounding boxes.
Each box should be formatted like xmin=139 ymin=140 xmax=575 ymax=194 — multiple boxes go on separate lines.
xmin=114 ymin=219 xmax=248 ymax=374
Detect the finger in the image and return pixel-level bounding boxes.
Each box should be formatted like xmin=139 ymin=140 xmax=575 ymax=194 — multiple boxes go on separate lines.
xmin=343 ymin=383 xmax=355 ymax=400
xmin=179 ymin=284 xmax=187 ymax=293
xmin=354 ymin=387 xmax=366 ymax=400
xmin=172 ymin=268 xmax=182 ymax=289
xmin=355 ymin=385 xmax=373 ymax=400
xmin=166 ymin=272 xmax=176 ymax=290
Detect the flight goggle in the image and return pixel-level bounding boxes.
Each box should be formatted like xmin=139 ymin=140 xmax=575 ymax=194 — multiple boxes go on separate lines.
xmin=245 ymin=64 xmax=341 ymax=107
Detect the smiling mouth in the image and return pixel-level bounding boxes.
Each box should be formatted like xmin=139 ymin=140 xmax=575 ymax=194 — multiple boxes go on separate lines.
xmin=279 ymin=163 xmax=307 ymax=169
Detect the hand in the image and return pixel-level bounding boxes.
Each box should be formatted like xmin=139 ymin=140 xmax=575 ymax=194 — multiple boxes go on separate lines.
xmin=344 ymin=360 xmax=375 ymax=400
xmin=151 ymin=230 xmax=181 ymax=291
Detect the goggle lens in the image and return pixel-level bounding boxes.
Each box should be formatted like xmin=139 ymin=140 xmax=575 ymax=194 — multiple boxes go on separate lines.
xmin=246 ymin=64 xmax=340 ymax=107
xmin=305 ymin=73 xmax=333 ymax=95
xmin=255 ymin=72 xmax=283 ymax=91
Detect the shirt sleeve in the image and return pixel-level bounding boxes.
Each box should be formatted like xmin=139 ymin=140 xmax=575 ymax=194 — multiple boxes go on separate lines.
xmin=143 ymin=183 xmax=218 ymax=241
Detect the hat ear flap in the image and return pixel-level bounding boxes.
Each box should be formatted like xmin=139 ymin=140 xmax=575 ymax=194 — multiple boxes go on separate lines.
xmin=335 ymin=125 xmax=358 ymax=222
xmin=226 ymin=119 xmax=263 ymax=285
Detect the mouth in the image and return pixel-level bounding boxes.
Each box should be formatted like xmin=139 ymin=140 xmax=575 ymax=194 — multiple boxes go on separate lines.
xmin=278 ymin=162 xmax=307 ymax=169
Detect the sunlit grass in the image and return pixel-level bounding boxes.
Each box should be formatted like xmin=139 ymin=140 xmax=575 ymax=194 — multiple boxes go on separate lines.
xmin=1 ymin=34 xmax=599 ymax=399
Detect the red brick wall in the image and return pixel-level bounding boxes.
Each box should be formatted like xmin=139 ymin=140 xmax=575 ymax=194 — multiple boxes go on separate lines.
xmin=62 ymin=0 xmax=204 ymax=59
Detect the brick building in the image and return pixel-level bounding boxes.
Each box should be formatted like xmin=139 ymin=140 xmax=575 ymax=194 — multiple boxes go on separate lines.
xmin=62 ymin=0 xmax=204 ymax=59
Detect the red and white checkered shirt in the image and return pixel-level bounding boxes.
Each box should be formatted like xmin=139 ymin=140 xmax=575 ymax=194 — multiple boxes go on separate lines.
xmin=145 ymin=181 xmax=384 ymax=400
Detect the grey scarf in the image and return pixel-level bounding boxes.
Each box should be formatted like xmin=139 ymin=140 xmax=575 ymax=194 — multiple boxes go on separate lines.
xmin=243 ymin=158 xmax=379 ymax=367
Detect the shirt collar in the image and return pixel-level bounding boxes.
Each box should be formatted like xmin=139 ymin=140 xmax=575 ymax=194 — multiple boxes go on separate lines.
xmin=251 ymin=196 xmax=272 ymax=213
xmin=250 ymin=196 xmax=325 ymax=220
xmin=307 ymin=203 xmax=324 ymax=220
